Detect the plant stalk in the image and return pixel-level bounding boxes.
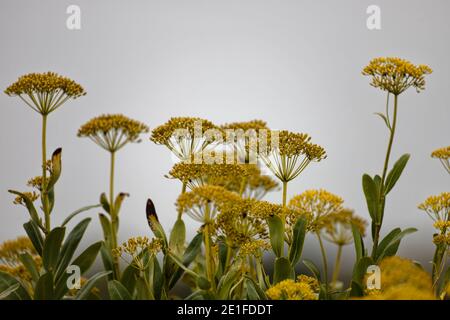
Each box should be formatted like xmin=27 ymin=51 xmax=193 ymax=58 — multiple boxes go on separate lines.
xmin=109 ymin=151 xmax=120 ymax=279
xmin=331 ymin=244 xmax=343 ymax=285
xmin=41 ymin=114 xmax=50 ymax=234
xmin=317 ymin=232 xmax=329 ymax=299
xmin=372 ymin=94 xmax=398 ymax=259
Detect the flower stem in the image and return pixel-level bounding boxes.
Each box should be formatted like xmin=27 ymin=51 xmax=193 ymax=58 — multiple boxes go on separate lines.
xmin=204 ymin=205 xmax=215 ymax=290
xmin=331 ymin=244 xmax=343 ymax=285
xmin=109 ymin=151 xmax=120 ymax=279
xmin=372 ymin=94 xmax=398 ymax=259
xmin=317 ymin=232 xmax=329 ymax=299
xmin=41 ymin=114 xmax=50 ymax=234
xmin=282 ymin=181 xmax=288 ymax=207
xmin=177 ymin=182 xmax=187 ymax=220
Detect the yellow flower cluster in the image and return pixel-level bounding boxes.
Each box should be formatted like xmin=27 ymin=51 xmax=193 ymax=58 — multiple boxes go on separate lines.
xmin=12 ymin=191 xmax=39 ymax=206
xmin=364 ymin=256 xmax=435 ymax=300
xmin=113 ymin=237 xmax=162 ymax=259
xmin=418 ymin=192 xmax=450 ymax=222
xmin=431 ymin=146 xmax=450 ymax=174
xmin=266 ymin=275 xmax=319 ymax=300
xmin=362 ymin=57 xmax=432 ymax=95
xmin=176 ymin=185 xmax=242 ymax=222
xmin=27 ymin=176 xmax=47 ymax=191
xmin=0 ymin=237 xmax=36 ymax=262
xmin=0 ymin=237 xmax=41 ymax=284
xmin=169 ymin=162 xmax=251 ymax=190
xmin=215 ymin=198 xmax=269 ymax=247
xmin=151 ymin=117 xmax=219 ymax=144
xmin=237 ymin=239 xmax=271 ymax=259
xmin=289 ymin=189 xmax=345 ymax=232
xmin=270 ymin=130 xmax=326 ymax=160
xmin=221 ymin=120 xmax=269 ymax=132
xmin=432 ymin=146 xmax=450 ymax=160
xmin=5 ymin=72 xmax=86 ymax=115
xmin=4 ymin=72 xmax=86 ymax=98
xmin=78 ymin=114 xmax=149 ymax=152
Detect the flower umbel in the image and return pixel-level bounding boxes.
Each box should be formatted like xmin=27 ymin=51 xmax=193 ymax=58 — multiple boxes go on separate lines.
xmin=431 ymin=146 xmax=450 ymax=174
xmin=4 ymin=72 xmax=86 ymax=115
xmin=150 ymin=117 xmax=221 ymax=161
xmin=78 ymin=114 xmax=149 ymax=152
xmin=362 ymin=57 xmax=432 ymax=95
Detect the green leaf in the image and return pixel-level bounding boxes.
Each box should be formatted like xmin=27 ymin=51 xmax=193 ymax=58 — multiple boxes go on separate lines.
xmin=61 ymin=204 xmax=101 ymax=227
xmin=19 ymin=253 xmax=40 ymax=282
xmin=100 ymin=242 xmax=114 ymax=277
xmin=75 ymin=271 xmax=111 ymax=300
xmin=169 ymin=218 xmax=186 ymax=255
xmin=135 ymin=277 xmax=153 ymax=300
xmin=108 ymin=280 xmax=132 ymax=300
xmin=42 ymin=227 xmax=66 ymax=272
xmin=217 ymin=265 xmax=240 ymax=299
xmin=100 ymin=193 xmax=110 ymax=214
xmin=375 ymin=228 xmax=401 ymax=261
xmin=374 ymin=112 xmax=391 ymax=130
xmin=55 ymin=218 xmax=91 ymax=281
xmin=288 ymin=217 xmax=307 ymax=267
xmin=153 ymin=257 xmax=164 ymax=299
xmin=273 ymin=257 xmax=294 ymax=284
xmin=377 ymin=228 xmax=417 ymax=261
xmin=0 ymin=271 xmax=31 ymax=300
xmin=267 ymin=215 xmax=284 ymax=258
xmin=351 ymin=224 xmax=365 ymax=261
xmin=384 ymin=154 xmax=410 ymax=195
xmin=99 ymin=214 xmax=111 ymax=244
xmin=349 ymin=280 xmax=364 ymax=297
xmin=303 ymin=259 xmax=321 ymax=282
xmin=47 ymin=148 xmax=62 ymax=190
xmin=362 ymin=174 xmax=380 ymax=222
xmin=9 ymin=190 xmax=42 ymax=229
xmin=245 ymin=277 xmax=267 ymax=300
xmin=34 ymin=272 xmax=54 ymax=300
xmin=169 ymin=232 xmax=203 ymax=289
xmin=113 ymin=192 xmax=129 ymax=216
xmin=23 ymin=220 xmax=44 ymax=256
xmin=352 ymin=257 xmax=374 ymax=283
xmin=120 ymin=265 xmax=137 ymax=295
xmin=54 ymin=241 xmax=102 ymax=299
xmin=146 ymin=199 xmax=168 ymax=247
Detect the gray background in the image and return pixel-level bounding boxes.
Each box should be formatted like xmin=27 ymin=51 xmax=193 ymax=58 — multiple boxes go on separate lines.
xmin=0 ymin=0 xmax=449 ymax=277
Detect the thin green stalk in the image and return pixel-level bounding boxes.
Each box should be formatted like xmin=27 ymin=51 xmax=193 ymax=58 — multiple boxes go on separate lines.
xmin=177 ymin=182 xmax=187 ymax=220
xmin=331 ymin=244 xmax=343 ymax=285
xmin=204 ymin=205 xmax=215 ymax=290
xmin=372 ymin=94 xmax=398 ymax=259
xmin=109 ymin=151 xmax=120 ymax=279
xmin=317 ymin=232 xmax=329 ymax=299
xmin=41 ymin=114 xmax=50 ymax=234
xmin=282 ymin=181 xmax=288 ymax=207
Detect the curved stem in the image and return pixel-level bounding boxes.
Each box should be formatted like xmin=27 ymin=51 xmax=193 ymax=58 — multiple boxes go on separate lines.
xmin=372 ymin=94 xmax=398 ymax=259
xmin=316 ymin=232 xmax=329 ymax=299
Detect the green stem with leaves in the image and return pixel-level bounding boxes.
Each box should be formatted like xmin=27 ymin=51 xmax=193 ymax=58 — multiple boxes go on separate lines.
xmin=372 ymin=94 xmax=398 ymax=259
